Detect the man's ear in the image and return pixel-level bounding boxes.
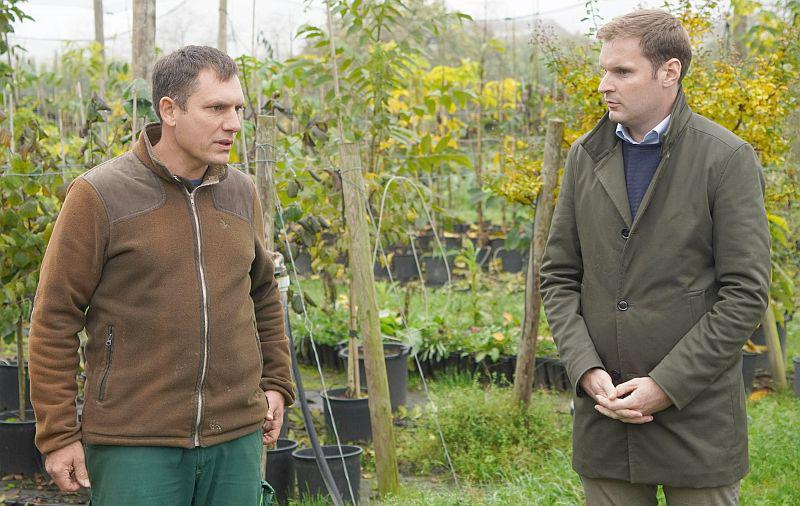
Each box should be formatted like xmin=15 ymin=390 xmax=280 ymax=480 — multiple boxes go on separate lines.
xmin=159 ymin=96 xmax=178 ymax=126
xmin=661 ymin=58 xmax=681 ymax=88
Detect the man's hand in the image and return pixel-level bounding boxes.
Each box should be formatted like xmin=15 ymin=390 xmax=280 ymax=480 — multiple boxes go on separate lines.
xmin=598 ymin=376 xmax=672 ymax=421
xmin=262 ymin=390 xmax=285 ymax=446
xmin=44 ymin=441 xmax=91 ymax=492
xmin=579 ymin=368 xmax=618 ymax=403
xmin=581 ymin=369 xmax=652 ymax=424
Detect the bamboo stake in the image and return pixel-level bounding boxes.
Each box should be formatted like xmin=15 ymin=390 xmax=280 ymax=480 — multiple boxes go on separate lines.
xmin=512 ymin=118 xmax=564 ymax=407
xmin=763 ymin=303 xmax=788 ymax=390
xmin=7 ymin=89 xmax=14 ymax=154
xmin=347 ymin=282 xmax=361 ymax=398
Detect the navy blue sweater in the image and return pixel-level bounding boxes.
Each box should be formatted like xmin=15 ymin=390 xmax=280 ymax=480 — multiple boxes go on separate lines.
xmin=621 ymin=141 xmax=662 ymax=218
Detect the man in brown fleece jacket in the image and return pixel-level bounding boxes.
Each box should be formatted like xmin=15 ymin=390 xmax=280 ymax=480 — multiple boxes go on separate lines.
xmin=28 ymin=46 xmax=295 ymax=505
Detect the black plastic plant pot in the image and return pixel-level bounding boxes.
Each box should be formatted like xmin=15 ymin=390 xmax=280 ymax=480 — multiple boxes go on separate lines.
xmin=0 ymin=361 xmax=31 ymax=413
xmin=266 ymin=438 xmax=299 ymax=505
xmin=546 ymin=359 xmax=571 ymax=391
xmin=423 ymin=256 xmax=451 ymax=286
xmin=498 ymin=249 xmax=524 ymax=273
xmin=444 ymin=234 xmax=462 ymax=250
xmin=339 ymin=343 xmax=410 ymax=411
xmin=292 ymin=445 xmax=363 ymax=504
xmin=477 ymin=356 xmax=516 ymax=386
xmin=793 ymin=357 xmax=800 ymax=398
xmin=392 ymin=254 xmax=419 ymax=282
xmin=322 ymin=388 xmax=372 ymax=443
xmin=742 ymin=351 xmax=758 ymax=393
xmin=293 ymin=251 xmax=312 ymax=275
xmin=533 ymin=356 xmax=550 ymax=390
xmin=373 ymin=261 xmax=390 ymax=280
xmin=0 ymin=409 xmax=42 ymax=476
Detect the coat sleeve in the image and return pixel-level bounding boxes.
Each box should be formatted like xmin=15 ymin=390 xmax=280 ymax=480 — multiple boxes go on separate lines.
xmin=29 ymin=178 xmax=108 ymax=454
xmin=540 ymin=144 xmax=605 ymax=396
xmin=649 ymin=143 xmax=770 ymax=409
xmin=250 ymin=185 xmax=296 ymax=406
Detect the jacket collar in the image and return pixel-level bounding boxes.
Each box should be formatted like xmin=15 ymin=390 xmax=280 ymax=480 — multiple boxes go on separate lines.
xmin=132 ymin=123 xmax=229 ymax=186
xmin=581 ymin=87 xmax=693 ymax=163
xmin=584 ymin=88 xmax=692 ymax=228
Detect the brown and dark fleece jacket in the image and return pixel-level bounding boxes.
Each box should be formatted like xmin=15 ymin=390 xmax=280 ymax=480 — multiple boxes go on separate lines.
xmin=29 ymin=123 xmax=294 ymax=454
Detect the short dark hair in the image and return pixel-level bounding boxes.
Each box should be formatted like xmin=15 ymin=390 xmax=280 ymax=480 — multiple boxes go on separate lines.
xmin=597 ymin=9 xmax=693 ymax=82
xmin=151 ymin=45 xmax=238 ymax=121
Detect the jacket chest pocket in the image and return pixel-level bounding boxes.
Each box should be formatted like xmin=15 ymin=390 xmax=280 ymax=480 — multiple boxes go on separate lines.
xmin=98 ymin=325 xmax=116 ymax=401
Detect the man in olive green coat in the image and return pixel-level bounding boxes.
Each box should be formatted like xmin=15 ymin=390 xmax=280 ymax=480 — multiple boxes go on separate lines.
xmin=540 ymin=10 xmax=770 ymax=505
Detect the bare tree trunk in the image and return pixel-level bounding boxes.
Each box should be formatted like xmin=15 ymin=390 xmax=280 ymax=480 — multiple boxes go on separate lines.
xmin=512 ymin=118 xmax=564 ymax=407
xmin=132 ymin=0 xmax=156 ymax=83
xmin=217 ymin=0 xmax=228 ymax=52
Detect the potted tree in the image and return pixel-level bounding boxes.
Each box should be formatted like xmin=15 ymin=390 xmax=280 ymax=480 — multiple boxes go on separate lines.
xmin=0 ymin=318 xmax=40 ymax=476
xmin=323 ymin=284 xmax=371 ymax=442
xmin=0 ymin=74 xmax=62 ymax=475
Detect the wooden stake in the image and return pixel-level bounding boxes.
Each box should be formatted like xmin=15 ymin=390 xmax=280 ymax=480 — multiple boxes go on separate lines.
xmin=339 ymin=143 xmax=399 ymax=496
xmin=255 ymin=115 xmax=276 ymax=251
xmin=512 ymin=118 xmax=564 ymax=407
xmin=763 ymin=303 xmax=788 ymax=390
xmin=217 ymin=0 xmax=228 ymax=52
xmin=131 ymin=85 xmax=138 ymax=147
xmin=132 ymin=0 xmax=156 ymax=83
xmin=94 ymin=0 xmax=105 ymax=57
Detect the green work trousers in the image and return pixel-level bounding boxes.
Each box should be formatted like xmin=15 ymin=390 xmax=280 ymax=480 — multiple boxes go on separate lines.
xmin=84 ymin=430 xmax=262 ymax=506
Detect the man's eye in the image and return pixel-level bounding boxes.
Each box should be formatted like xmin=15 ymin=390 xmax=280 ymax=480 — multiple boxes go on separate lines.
xmin=212 ymin=105 xmax=224 ymax=111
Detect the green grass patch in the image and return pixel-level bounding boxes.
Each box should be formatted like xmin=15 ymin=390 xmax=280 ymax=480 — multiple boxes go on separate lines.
xmin=741 ymin=391 xmax=800 ymax=504
xmin=396 ymin=378 xmax=573 ymax=484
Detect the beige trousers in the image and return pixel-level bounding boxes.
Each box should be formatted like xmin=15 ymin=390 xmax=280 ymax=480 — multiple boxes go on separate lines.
xmin=580 ymin=476 xmax=741 ymax=506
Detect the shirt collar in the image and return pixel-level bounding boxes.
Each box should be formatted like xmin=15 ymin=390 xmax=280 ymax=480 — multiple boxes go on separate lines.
xmin=615 ymin=114 xmax=671 ymax=145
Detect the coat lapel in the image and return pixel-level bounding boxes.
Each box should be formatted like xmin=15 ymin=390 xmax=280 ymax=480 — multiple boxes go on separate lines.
xmin=594 ymin=143 xmax=632 ymax=227
xmin=581 ymin=88 xmax=694 ymax=231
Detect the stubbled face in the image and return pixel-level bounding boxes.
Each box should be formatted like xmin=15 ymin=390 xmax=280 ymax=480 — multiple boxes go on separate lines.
xmin=598 ymin=37 xmax=668 ymax=138
xmin=172 ymin=69 xmax=244 ymax=168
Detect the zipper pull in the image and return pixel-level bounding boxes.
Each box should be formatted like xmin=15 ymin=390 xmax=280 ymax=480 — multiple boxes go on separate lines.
xmin=106 ymin=327 xmax=114 ymax=346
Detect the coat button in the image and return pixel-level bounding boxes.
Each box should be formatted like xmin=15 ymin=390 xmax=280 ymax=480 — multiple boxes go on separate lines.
xmin=621 ymin=228 xmax=630 ymax=239
xmin=617 ymin=300 xmax=629 ymax=311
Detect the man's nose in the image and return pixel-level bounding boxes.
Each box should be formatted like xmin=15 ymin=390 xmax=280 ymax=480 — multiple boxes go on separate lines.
xmin=223 ymin=109 xmax=241 ymax=132
xmin=598 ymin=73 xmax=613 ymax=94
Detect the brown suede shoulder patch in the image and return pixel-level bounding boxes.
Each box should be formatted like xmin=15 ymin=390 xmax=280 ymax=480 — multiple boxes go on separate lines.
xmin=81 ymin=152 xmax=166 ymax=224
xmin=211 ymin=168 xmax=255 ymax=224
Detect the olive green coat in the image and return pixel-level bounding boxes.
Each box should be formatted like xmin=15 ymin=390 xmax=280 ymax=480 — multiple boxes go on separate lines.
xmin=540 ymin=90 xmax=770 ymax=487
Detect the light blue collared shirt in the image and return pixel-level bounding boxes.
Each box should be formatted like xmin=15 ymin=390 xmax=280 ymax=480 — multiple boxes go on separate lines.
xmin=615 ymin=115 xmax=671 ymax=145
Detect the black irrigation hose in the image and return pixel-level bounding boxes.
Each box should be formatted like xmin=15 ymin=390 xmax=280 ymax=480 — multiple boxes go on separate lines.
xmin=276 ymin=265 xmax=345 ymax=506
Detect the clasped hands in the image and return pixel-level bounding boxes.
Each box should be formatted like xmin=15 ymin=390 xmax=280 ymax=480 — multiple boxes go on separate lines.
xmin=579 ymin=368 xmax=672 ymax=424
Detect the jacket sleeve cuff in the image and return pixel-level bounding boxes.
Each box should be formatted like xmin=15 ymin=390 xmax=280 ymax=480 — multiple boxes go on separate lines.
xmin=261 ymin=379 xmax=296 ymax=407
xmin=37 ymin=430 xmax=82 ymax=456
xmin=648 ymin=366 xmax=686 ymax=410
xmin=566 ymin=355 xmax=605 ymax=398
